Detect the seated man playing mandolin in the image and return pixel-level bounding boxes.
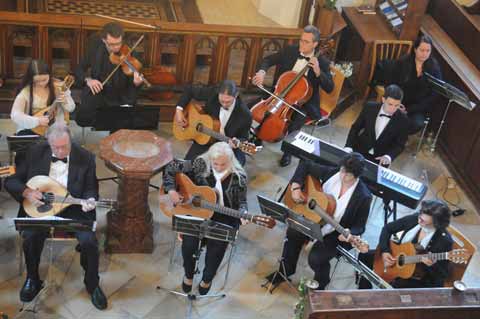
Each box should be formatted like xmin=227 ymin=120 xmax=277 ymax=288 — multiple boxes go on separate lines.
xmin=4 ymin=123 xmax=107 ymax=310
xmin=358 ymin=200 xmax=454 ymax=289
xmin=162 ymin=142 xmax=249 ymax=295
xmin=174 ymin=80 xmax=252 ymax=166
xmin=264 ymin=153 xmax=372 ymax=290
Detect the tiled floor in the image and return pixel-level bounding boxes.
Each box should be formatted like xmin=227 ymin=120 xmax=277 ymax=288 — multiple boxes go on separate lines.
xmin=0 ymin=101 xmax=479 ymax=318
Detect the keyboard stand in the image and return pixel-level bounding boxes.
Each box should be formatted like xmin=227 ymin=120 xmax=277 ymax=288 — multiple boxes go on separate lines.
xmin=382 ymin=198 xmax=397 ymax=225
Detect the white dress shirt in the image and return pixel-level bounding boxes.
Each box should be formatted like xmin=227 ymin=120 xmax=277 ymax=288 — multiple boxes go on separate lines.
xmin=320 ymin=172 xmax=359 ymax=237
xmin=292 ymin=52 xmax=314 ymax=76
xmin=49 ymin=156 xmax=69 ymax=188
xmin=219 ymin=99 xmax=236 ymax=135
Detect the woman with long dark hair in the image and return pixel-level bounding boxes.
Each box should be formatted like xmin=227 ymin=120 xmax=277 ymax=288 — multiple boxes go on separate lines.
xmin=10 ymin=59 xmax=75 ymax=135
xmin=393 ymin=35 xmax=442 ymax=134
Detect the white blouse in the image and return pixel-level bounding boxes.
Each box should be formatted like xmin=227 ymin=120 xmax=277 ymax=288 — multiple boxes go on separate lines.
xmin=10 ymin=85 xmax=75 ymax=132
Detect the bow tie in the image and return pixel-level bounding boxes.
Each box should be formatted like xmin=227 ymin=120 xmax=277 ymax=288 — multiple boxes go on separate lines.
xmin=297 ymin=54 xmax=310 ymax=61
xmin=52 ymin=156 xmax=68 ymax=164
xmin=379 ymin=114 xmax=392 ymax=119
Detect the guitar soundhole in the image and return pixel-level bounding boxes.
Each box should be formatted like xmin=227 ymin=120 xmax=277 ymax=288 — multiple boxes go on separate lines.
xmin=37 ymin=203 xmax=52 ymax=213
xmin=196 ymin=123 xmax=203 ymax=131
xmin=398 ymin=255 xmax=405 ymax=266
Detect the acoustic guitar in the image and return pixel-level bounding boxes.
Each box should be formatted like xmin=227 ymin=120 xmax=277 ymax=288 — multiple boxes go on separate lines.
xmin=159 ymin=173 xmax=276 ymax=229
xmin=24 ymin=175 xmax=117 ymax=218
xmin=0 ymin=165 xmax=16 ymax=178
xmin=373 ymin=241 xmax=471 ymax=282
xmin=172 ymin=102 xmax=261 ymax=156
xmin=286 ymin=175 xmax=368 ymax=252
xmin=32 ymin=75 xmax=75 ymax=136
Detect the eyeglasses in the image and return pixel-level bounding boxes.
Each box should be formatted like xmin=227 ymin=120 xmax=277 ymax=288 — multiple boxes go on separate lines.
xmin=105 ymin=40 xmax=122 ymax=48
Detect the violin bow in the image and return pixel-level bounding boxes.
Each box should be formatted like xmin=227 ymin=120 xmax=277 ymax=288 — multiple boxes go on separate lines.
xmin=102 ymin=35 xmax=145 ymax=87
xmin=95 ymin=14 xmax=160 ymax=30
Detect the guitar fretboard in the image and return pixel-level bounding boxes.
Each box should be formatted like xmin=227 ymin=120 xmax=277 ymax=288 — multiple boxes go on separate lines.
xmin=50 ymin=195 xmax=115 ymax=208
xmin=403 ymin=251 xmax=449 ymax=264
xmin=199 ymin=199 xmax=253 ymax=221
xmin=197 ymin=124 xmax=229 ymax=143
xmin=309 ymin=200 xmax=350 ymax=238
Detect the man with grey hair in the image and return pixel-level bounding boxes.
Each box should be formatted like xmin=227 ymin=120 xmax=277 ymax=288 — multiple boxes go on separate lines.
xmin=5 ymin=122 xmax=107 ymax=310
xmin=252 ymin=24 xmax=334 ymax=167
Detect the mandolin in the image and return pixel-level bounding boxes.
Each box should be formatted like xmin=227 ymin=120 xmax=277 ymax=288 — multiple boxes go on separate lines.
xmin=0 ymin=165 xmax=16 ymax=178
xmin=172 ymin=102 xmax=261 ymax=156
xmin=159 ymin=173 xmax=276 ymax=229
xmin=23 ymin=175 xmax=117 ymax=218
xmin=32 ymin=75 xmax=75 ymax=136
xmin=373 ymin=241 xmax=471 ymax=282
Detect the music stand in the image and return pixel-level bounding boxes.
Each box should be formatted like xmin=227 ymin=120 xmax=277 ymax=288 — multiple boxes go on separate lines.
xmin=157 ymin=215 xmax=237 ymax=319
xmin=14 ymin=217 xmax=95 ymax=314
xmin=424 ymin=72 xmax=476 ymax=152
xmin=336 ymin=246 xmax=393 ymax=289
xmin=6 ymin=135 xmax=42 ymax=165
xmin=257 ymin=195 xmax=324 ymax=293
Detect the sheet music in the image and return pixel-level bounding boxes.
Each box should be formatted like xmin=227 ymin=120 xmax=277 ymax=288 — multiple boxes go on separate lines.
xmin=14 ymin=216 xmax=71 ymax=221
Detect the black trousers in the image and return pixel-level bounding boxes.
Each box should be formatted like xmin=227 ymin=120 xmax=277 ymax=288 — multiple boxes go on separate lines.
xmin=407 ymin=112 xmax=427 ymax=135
xmin=181 ymin=235 xmax=229 ymax=283
xmin=279 ymin=227 xmax=341 ymax=290
xmin=185 ymin=142 xmax=246 ymax=166
xmin=22 ymin=229 xmax=100 ymax=294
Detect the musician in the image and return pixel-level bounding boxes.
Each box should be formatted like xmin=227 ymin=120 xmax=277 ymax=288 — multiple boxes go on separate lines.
xmin=174 ymin=80 xmax=252 ymax=166
xmin=345 ymin=84 xmax=409 ymax=166
xmin=358 ymin=200 xmax=453 ymax=288
xmin=74 ymin=22 xmax=143 ymax=128
xmin=4 ymin=123 xmax=107 ymax=310
xmin=251 ymin=25 xmax=334 ymax=167
xmin=264 ymin=153 xmax=372 ymax=290
xmin=391 ymin=35 xmax=442 ymax=134
xmin=163 ymin=142 xmax=248 ymax=295
xmin=11 ymin=59 xmax=75 ymax=135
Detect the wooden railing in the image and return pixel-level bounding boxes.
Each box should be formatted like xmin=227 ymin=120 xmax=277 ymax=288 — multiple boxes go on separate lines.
xmin=0 ymin=11 xmax=305 ymax=88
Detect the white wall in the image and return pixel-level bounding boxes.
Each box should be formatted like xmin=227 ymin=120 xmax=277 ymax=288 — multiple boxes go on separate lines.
xmin=251 ymin=0 xmax=303 ymax=27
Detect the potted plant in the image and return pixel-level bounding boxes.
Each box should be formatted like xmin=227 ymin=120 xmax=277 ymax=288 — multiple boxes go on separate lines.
xmin=315 ymin=0 xmax=337 ymax=36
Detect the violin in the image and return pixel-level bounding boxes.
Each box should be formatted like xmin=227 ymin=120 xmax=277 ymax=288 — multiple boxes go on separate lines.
xmin=109 ymin=43 xmax=151 ymax=87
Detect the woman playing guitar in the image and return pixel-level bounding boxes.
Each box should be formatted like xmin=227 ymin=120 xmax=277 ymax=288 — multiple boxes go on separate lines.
xmin=264 ymin=152 xmax=372 ymax=290
xmin=358 ymin=200 xmax=454 ymax=289
xmin=162 ymin=142 xmax=249 ymax=295
xmin=10 ymin=59 xmax=75 ymax=164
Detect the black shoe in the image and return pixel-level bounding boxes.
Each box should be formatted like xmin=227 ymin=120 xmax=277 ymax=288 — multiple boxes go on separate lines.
xmin=198 ymin=281 xmax=211 ymax=296
xmin=279 ymin=153 xmax=292 ymax=167
xmin=182 ymin=278 xmax=192 ymax=293
xmin=90 ymin=286 xmax=107 ymax=310
xmin=265 ymin=271 xmax=288 ymax=286
xmin=20 ymin=278 xmax=44 ymax=302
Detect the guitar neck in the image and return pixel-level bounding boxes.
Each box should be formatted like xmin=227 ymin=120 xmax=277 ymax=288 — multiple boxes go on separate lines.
xmin=404 ymin=251 xmax=449 ymax=265
xmin=309 ymin=201 xmax=350 ymax=238
xmin=198 ymin=125 xmax=229 ymax=143
xmin=199 ymin=199 xmax=253 ymax=221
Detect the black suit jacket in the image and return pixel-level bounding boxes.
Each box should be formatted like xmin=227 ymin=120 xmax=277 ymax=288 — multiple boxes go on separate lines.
xmin=5 ymin=142 xmax=99 ymax=221
xmin=345 ymin=101 xmax=409 ymax=161
xmin=291 ymin=161 xmax=372 ymax=236
xmin=259 ymin=45 xmax=334 ymax=117
xmin=177 ymin=84 xmax=252 ymax=141
xmin=379 ymin=213 xmax=453 ymax=287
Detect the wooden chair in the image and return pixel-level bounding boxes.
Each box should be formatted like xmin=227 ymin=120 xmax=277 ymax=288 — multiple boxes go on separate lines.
xmin=444 ymin=225 xmax=476 ymax=287
xmin=305 ymin=64 xmax=345 ymax=139
xmin=365 ymin=40 xmax=413 ymax=100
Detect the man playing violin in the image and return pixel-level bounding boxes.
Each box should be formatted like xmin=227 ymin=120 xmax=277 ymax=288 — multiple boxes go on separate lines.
xmin=264 ymin=153 xmax=372 ymax=290
xmin=75 ymin=22 xmax=144 ymax=128
xmin=4 ymin=122 xmax=107 ymax=310
xmin=174 ymin=80 xmax=252 ymax=166
xmin=251 ymin=25 xmax=334 ymax=167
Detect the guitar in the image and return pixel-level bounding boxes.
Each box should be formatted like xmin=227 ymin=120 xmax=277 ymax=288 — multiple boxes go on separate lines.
xmin=0 ymin=165 xmax=16 ymax=178
xmin=24 ymin=175 xmax=117 ymax=218
xmin=308 ymin=198 xmax=369 ymax=253
xmin=284 ymin=175 xmax=336 ymax=224
xmin=172 ymin=102 xmax=261 ymax=156
xmin=159 ymin=173 xmax=276 ymax=229
xmin=32 ymin=75 xmax=75 ymax=136
xmin=373 ymin=241 xmax=471 ymax=282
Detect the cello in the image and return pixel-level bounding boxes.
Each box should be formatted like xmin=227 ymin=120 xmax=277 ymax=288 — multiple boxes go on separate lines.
xmin=251 ymin=41 xmax=332 ymax=143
